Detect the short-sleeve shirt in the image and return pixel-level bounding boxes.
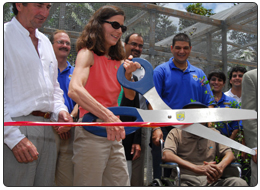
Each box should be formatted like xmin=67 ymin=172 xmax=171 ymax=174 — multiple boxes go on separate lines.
xmin=153 ymin=57 xmax=214 ymax=109
xmin=214 ymin=92 xmax=241 ymax=136
xmin=58 ymin=61 xmax=75 ymax=113
xmin=225 ymin=89 xmax=241 ymax=104
xmin=163 ymin=128 xmax=232 ymax=177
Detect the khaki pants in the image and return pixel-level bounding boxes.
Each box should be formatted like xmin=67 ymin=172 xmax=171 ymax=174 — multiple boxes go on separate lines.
xmin=73 ymin=126 xmax=130 ymax=186
xmin=4 ymin=115 xmax=56 ymax=186
xmin=180 ymin=174 xmax=248 ymax=186
xmin=53 ymin=127 xmax=74 ymax=186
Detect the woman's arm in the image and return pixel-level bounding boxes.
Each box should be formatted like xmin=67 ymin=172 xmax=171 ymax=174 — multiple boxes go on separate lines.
xmin=68 ymin=48 xmax=124 ymax=141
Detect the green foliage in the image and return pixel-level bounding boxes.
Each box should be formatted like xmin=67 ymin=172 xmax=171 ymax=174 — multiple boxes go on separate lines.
xmin=67 ymin=53 xmax=76 ymax=66
xmin=3 ymin=3 xmax=14 ymax=23
xmin=233 ymin=130 xmax=252 ymax=184
xmin=155 ymin=14 xmax=177 ymax=42
xmin=186 ymin=3 xmax=214 ymax=17
xmin=230 ymin=100 xmax=240 ymax=109
xmin=179 ymin=3 xmax=215 ymax=30
xmin=190 ymin=99 xmax=196 ymax=102
xmin=215 ymin=155 xmax=220 ymax=163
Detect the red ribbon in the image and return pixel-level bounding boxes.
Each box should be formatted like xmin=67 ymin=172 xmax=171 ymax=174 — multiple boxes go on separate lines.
xmin=4 ymin=121 xmax=191 ymax=127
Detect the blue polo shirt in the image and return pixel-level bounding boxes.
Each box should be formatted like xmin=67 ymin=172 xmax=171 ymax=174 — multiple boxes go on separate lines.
xmin=58 ymin=61 xmax=76 ymax=113
xmin=214 ymin=92 xmax=241 ymax=137
xmin=153 ymin=57 xmax=214 ymax=109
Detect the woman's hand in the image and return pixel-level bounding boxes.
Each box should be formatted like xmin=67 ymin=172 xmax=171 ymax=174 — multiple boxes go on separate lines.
xmin=123 ymin=55 xmax=141 ymax=80
xmin=105 ymin=114 xmax=125 ymax=141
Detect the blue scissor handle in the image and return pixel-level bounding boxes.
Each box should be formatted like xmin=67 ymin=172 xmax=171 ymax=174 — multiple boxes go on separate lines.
xmin=82 ymin=107 xmax=143 ymax=137
xmin=117 ymin=58 xmax=154 ymax=95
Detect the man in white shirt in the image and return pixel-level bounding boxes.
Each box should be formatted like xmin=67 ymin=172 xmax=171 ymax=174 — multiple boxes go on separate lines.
xmin=224 ymin=66 xmax=247 ymax=104
xmin=4 ymin=3 xmax=72 ymax=186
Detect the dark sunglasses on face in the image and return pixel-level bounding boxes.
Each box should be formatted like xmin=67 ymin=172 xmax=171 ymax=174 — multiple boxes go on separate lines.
xmin=103 ymin=20 xmax=127 ymax=33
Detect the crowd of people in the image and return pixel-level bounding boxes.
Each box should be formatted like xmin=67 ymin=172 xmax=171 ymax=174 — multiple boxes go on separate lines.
xmin=4 ymin=3 xmax=257 ymax=187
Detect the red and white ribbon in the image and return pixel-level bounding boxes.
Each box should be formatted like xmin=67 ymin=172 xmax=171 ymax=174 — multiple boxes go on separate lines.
xmin=4 ymin=121 xmax=191 ymax=127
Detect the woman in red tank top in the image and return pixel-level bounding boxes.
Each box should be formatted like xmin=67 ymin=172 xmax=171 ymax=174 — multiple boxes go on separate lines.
xmin=67 ymin=5 xmax=141 ymax=186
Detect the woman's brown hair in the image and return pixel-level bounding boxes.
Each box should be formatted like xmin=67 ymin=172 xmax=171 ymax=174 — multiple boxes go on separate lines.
xmin=76 ymin=5 xmax=126 ymax=61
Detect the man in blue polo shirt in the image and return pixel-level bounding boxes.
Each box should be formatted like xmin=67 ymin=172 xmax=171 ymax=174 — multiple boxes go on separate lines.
xmin=208 ymin=71 xmax=240 ymax=139
xmin=50 ymin=30 xmax=78 ymax=186
xmin=208 ymin=71 xmax=250 ymax=184
xmin=50 ymin=30 xmax=77 ymax=117
xmin=150 ymin=33 xmax=215 ymax=179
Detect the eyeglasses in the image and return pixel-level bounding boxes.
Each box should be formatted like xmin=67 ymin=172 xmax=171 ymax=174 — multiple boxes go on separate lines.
xmin=55 ymin=40 xmax=71 ymax=46
xmin=127 ymin=42 xmax=143 ymax=49
xmin=103 ymin=20 xmax=127 ymax=33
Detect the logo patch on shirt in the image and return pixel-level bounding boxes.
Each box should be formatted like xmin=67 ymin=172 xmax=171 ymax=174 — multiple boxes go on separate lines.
xmin=192 ymin=74 xmax=198 ymax=81
xmin=176 ymin=111 xmax=185 ymax=121
xmin=223 ymin=102 xmax=231 ymax=105
xmin=69 ymin=74 xmax=72 ymax=80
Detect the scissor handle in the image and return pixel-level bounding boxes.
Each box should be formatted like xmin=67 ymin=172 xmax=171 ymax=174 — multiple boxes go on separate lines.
xmin=117 ymin=58 xmax=154 ymax=95
xmin=82 ymin=107 xmax=143 ymax=137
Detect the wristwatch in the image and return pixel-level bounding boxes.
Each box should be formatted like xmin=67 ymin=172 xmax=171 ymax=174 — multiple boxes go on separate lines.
xmin=70 ymin=115 xmax=77 ymax=122
xmin=152 ymin=127 xmax=160 ymax=132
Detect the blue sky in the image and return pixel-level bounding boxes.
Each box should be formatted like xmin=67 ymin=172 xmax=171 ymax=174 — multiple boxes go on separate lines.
xmin=165 ymin=3 xmax=235 ymax=14
xmin=161 ymin=3 xmax=236 ymax=29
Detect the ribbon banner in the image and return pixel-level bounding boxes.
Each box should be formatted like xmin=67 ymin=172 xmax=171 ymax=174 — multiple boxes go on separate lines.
xmin=4 ymin=121 xmax=256 ymax=156
xmin=4 ymin=121 xmax=191 ymax=127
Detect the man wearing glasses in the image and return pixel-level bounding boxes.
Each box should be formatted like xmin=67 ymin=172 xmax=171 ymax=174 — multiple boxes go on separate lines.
xmin=121 ymin=33 xmax=146 ymax=186
xmin=49 ymin=30 xmax=78 ymax=186
xmin=125 ymin=33 xmax=143 ymax=58
xmin=50 ymin=30 xmax=78 ymax=123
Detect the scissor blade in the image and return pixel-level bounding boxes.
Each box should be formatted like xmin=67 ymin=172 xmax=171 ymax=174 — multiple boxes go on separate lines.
xmin=137 ymin=108 xmax=257 ymax=123
xmin=137 ymin=108 xmax=256 ymax=155
xmin=176 ymin=123 xmax=256 ymax=155
xmin=143 ymin=87 xmax=171 ymax=110
xmin=117 ymin=58 xmax=256 ymax=155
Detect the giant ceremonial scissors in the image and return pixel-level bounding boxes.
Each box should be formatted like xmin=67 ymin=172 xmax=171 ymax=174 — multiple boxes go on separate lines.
xmin=83 ymin=58 xmax=256 ymax=155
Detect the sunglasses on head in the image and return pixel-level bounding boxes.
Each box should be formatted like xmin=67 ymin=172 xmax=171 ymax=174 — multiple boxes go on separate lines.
xmin=103 ymin=20 xmax=127 ymax=33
